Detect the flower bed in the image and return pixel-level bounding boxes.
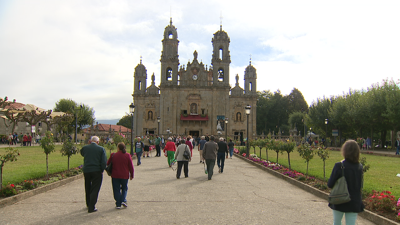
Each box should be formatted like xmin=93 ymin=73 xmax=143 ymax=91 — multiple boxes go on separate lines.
xmin=0 ymin=165 xmax=83 ymax=198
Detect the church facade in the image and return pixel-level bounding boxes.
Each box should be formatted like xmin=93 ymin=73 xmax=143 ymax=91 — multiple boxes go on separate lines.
xmin=132 ymin=19 xmax=257 ymax=141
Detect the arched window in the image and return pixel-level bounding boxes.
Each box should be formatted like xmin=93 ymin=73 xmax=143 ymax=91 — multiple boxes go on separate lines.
xmin=138 ymin=81 xmax=142 ymax=91
xmin=236 ymin=112 xmax=241 ymax=121
xmin=177 ymin=74 xmax=180 ymax=86
xmin=168 ymin=32 xmax=173 ymax=39
xmin=166 ymin=68 xmax=172 ymax=81
xmin=219 ymin=48 xmax=223 ymax=60
xmin=190 ymin=103 xmax=198 ymax=115
xmin=148 ymin=111 xmax=153 ymax=120
xmin=249 ymin=82 xmax=252 ymax=91
xmin=218 ymin=68 xmax=224 ymax=82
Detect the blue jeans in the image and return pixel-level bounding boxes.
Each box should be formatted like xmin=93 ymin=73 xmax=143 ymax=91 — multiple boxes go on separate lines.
xmin=217 ymin=152 xmax=226 ymax=173
xmin=229 ymin=148 xmax=233 ymax=157
xmin=396 ymin=146 xmax=400 ymax=155
xmin=111 ymin=178 xmax=128 ymax=207
xmin=136 ymin=151 xmax=142 ymax=165
xmin=332 ymin=210 xmax=358 ymax=225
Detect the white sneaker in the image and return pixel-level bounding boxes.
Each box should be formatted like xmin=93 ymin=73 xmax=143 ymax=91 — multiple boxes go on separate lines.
xmin=116 ymin=206 xmax=121 ymax=209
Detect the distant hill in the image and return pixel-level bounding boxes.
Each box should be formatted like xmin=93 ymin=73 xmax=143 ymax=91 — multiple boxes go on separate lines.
xmin=95 ymin=119 xmax=119 ymax=125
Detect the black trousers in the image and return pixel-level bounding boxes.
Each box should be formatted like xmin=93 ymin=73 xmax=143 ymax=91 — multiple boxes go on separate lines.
xmin=176 ymin=161 xmax=189 ymax=178
xmin=84 ymin=171 xmax=103 ymax=211
xmin=205 ymin=159 xmax=215 ymax=180
xmin=156 ymin=144 xmax=161 ymax=156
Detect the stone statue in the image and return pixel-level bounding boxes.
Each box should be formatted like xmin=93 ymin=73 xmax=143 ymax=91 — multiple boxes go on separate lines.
xmin=217 ymin=121 xmax=222 ymax=131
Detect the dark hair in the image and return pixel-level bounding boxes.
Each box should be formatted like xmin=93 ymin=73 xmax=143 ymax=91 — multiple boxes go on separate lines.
xmin=341 ymin=140 xmax=359 ymax=163
xmin=118 ymin=142 xmax=126 ymax=154
xmin=180 ymin=139 xmax=185 ymax=144
xmin=210 ymin=135 xmax=215 ymax=141
xmin=229 ymin=139 xmax=232 ymax=142
xmin=187 ymin=137 xmax=190 ymax=141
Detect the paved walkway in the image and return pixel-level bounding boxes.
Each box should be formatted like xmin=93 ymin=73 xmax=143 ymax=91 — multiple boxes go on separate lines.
xmin=0 ymin=151 xmax=375 ymax=225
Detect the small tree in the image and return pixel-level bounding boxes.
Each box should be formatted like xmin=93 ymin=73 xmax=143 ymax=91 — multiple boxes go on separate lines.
xmin=280 ymin=139 xmax=297 ymax=170
xmin=297 ymin=143 xmax=314 ymax=176
xmin=256 ymin=139 xmax=266 ymax=159
xmin=40 ymin=131 xmax=55 ymax=179
xmin=105 ymin=141 xmax=115 ymax=155
xmin=60 ymin=139 xmax=79 ymax=170
xmin=316 ymin=145 xmax=330 ymax=181
xmin=271 ymin=139 xmax=281 ymax=164
xmin=0 ymin=147 xmax=20 ymax=190
xmin=113 ymin=132 xmax=128 ymax=146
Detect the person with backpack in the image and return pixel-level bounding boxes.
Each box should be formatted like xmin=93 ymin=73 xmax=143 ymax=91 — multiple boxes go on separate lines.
xmin=174 ymin=139 xmax=191 ymax=179
xmin=134 ymin=137 xmax=144 ymax=166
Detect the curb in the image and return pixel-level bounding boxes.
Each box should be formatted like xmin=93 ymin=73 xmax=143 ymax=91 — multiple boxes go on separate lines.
xmin=234 ymin=154 xmax=400 ymax=225
xmin=0 ymin=173 xmax=83 ymax=209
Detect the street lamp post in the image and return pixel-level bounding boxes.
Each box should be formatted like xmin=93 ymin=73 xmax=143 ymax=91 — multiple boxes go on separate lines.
xmin=309 ymin=127 xmax=312 ymax=144
xmin=72 ymin=105 xmax=82 ymax=144
xmin=325 ymin=119 xmax=328 ymax=147
xmin=129 ymin=103 xmax=135 ymax=156
xmin=225 ymin=118 xmax=228 ymax=141
xmin=245 ymin=105 xmax=251 ymax=157
xmin=157 ymin=116 xmax=161 ymax=136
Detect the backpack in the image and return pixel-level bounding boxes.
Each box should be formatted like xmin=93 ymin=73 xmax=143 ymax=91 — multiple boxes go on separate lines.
xmin=183 ymin=145 xmax=190 ymax=160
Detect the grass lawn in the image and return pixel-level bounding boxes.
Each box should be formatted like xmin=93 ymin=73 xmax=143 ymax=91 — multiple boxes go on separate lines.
xmin=245 ymin=147 xmax=400 ymax=198
xmin=0 ymin=145 xmax=94 ymax=185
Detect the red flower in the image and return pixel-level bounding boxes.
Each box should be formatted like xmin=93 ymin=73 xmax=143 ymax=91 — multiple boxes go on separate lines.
xmin=10 ymin=184 xmax=15 ymax=188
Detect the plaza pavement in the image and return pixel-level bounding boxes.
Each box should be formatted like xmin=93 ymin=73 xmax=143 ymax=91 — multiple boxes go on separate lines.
xmin=0 ymin=149 xmax=375 ymax=225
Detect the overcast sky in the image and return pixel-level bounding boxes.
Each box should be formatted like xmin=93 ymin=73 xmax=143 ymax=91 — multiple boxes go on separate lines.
xmin=1 ymin=0 xmax=399 ymax=120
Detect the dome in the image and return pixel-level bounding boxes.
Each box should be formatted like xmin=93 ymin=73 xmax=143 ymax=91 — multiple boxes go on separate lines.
xmin=163 ymin=18 xmax=178 ymax=40
xmin=213 ymin=25 xmax=229 ymax=41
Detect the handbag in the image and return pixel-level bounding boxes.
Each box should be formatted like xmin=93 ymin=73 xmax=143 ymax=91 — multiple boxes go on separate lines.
xmin=183 ymin=145 xmax=190 ymax=160
xmin=328 ymin=162 xmax=351 ymax=204
xmin=105 ymin=153 xmax=114 ymax=176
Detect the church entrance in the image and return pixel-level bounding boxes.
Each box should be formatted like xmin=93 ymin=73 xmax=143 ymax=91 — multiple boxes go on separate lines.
xmin=189 ymin=130 xmax=199 ymax=138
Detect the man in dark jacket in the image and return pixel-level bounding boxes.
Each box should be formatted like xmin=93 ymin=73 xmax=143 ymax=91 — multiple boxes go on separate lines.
xmin=80 ymin=136 xmax=107 ymax=213
xmin=202 ymin=136 xmax=218 ymax=180
xmin=217 ymin=137 xmax=229 ymax=173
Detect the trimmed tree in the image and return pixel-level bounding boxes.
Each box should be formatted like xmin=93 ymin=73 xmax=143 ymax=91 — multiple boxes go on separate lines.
xmin=0 ymin=147 xmax=20 ymax=190
xmin=316 ymin=145 xmax=330 ymax=181
xmin=297 ymin=143 xmax=314 ymax=176
xmin=40 ymin=131 xmax=55 ymax=179
xmin=60 ymin=139 xmax=79 ymax=170
xmin=280 ymin=139 xmax=296 ymax=170
xmin=106 ymin=141 xmax=115 ymax=155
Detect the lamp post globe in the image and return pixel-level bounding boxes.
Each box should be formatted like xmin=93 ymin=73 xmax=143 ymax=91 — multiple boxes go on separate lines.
xmin=325 ymin=119 xmax=328 ymax=147
xmin=129 ymin=103 xmax=135 ymax=156
xmin=157 ymin=116 xmax=161 ymax=136
xmin=245 ymin=105 xmax=251 ymax=157
xmin=225 ymin=118 xmax=228 ymax=141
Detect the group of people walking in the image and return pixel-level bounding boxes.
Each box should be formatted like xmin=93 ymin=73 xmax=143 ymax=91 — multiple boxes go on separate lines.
xmin=80 ymin=134 xmax=364 ymax=225
xmin=3 ymin=132 xmax=36 ymax=146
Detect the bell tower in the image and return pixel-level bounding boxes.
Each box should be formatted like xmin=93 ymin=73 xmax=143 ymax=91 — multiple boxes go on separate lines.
xmin=134 ymin=57 xmax=147 ymax=95
xmin=211 ymin=25 xmax=231 ymax=86
xmin=244 ymin=58 xmax=257 ymax=96
xmin=160 ymin=18 xmax=180 ymax=86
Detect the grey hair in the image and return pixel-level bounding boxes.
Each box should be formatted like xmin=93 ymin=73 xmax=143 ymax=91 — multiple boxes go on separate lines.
xmin=201 ymin=136 xmax=205 ymax=140
xmin=168 ymin=137 xmax=172 ymax=141
xmin=219 ymin=137 xmax=224 ymax=141
xmin=91 ymin=136 xmax=100 ymax=142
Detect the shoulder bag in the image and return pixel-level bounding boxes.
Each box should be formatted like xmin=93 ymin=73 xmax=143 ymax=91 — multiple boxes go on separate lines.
xmin=183 ymin=145 xmax=190 ymax=160
xmin=105 ymin=153 xmax=114 ymax=176
xmin=328 ymin=162 xmax=351 ymax=204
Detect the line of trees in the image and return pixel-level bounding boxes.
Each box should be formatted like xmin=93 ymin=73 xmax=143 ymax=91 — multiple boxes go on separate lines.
xmin=256 ymin=78 xmax=400 ymax=149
